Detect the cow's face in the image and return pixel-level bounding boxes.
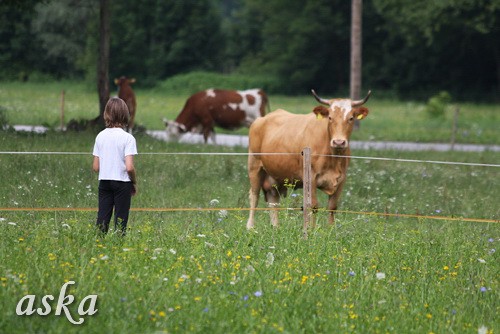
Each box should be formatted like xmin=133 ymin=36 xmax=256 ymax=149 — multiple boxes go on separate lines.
xmin=313 ymin=101 xmax=369 ymax=150
xmin=163 ymin=118 xmax=187 ymax=141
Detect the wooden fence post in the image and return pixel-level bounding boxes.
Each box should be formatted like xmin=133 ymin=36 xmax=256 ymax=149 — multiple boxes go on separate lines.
xmin=302 ymin=147 xmax=312 ymax=236
xmin=450 ymin=106 xmax=459 ymax=150
xmin=60 ymin=90 xmax=65 ymax=131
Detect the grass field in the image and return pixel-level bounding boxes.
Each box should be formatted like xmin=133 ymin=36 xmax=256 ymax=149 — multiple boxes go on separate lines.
xmin=0 ymin=129 xmax=498 ymax=333
xmin=1 ymin=81 xmax=499 ymax=144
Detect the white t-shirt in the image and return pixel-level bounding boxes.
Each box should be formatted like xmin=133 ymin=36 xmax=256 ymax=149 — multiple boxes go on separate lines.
xmin=93 ymin=128 xmax=138 ymax=181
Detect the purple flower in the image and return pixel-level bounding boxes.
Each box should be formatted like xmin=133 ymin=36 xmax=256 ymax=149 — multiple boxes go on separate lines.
xmin=254 ymin=291 xmax=263 ymax=297
xmin=488 ymin=238 xmax=494 ymax=243
xmin=480 ymin=287 xmax=487 ymax=292
xmin=203 ymin=307 xmax=209 ymax=313
xmin=242 ymin=295 xmax=249 ymax=301
xmin=348 ymin=271 xmax=356 ymax=277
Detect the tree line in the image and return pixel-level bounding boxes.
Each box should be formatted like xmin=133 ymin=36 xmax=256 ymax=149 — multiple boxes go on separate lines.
xmin=1 ymin=0 xmax=499 ymax=100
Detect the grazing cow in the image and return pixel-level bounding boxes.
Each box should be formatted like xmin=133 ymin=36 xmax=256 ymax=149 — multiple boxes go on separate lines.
xmin=246 ymin=90 xmax=371 ymax=229
xmin=163 ymin=88 xmax=269 ymax=143
xmin=114 ymin=76 xmax=137 ymax=133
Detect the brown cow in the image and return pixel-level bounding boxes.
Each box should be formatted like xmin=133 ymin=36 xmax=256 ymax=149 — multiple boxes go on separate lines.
xmin=163 ymin=88 xmax=269 ymax=143
xmin=114 ymin=76 xmax=137 ymax=133
xmin=246 ymin=90 xmax=371 ymax=229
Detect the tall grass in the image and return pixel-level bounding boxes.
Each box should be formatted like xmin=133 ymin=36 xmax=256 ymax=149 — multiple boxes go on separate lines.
xmin=0 ymin=131 xmax=498 ymax=333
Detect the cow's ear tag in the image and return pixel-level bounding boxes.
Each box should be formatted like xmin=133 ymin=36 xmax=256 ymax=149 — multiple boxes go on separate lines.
xmin=317 ymin=114 xmax=323 ymax=120
xmin=357 ymin=114 xmax=364 ymax=120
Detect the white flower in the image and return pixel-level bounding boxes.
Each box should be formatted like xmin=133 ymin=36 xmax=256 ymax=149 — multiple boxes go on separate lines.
xmin=265 ymin=252 xmax=275 ymax=267
xmin=100 ymin=255 xmax=109 ymax=261
xmin=478 ymin=325 xmax=488 ymax=334
xmin=209 ymin=199 xmax=220 ymax=206
xmin=8 ymin=222 xmax=17 ymax=226
xmin=218 ymin=210 xmax=228 ymax=218
xmin=376 ymin=272 xmax=386 ymax=280
xmin=196 ymin=234 xmax=206 ymax=238
xmin=478 ymin=258 xmax=486 ymax=264
xmin=61 ymin=223 xmax=70 ymax=229
xmin=169 ymin=248 xmax=177 ymax=255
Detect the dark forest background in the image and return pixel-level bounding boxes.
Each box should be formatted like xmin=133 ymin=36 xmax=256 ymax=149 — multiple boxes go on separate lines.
xmin=1 ymin=0 xmax=499 ymax=100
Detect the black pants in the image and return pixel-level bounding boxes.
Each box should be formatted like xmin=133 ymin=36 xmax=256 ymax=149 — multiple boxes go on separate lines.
xmin=96 ymin=180 xmax=132 ymax=234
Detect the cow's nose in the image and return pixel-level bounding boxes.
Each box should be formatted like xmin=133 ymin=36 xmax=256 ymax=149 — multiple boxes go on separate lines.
xmin=332 ymin=139 xmax=347 ymax=148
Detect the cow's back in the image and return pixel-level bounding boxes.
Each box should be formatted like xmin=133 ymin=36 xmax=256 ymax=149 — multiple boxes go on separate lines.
xmin=249 ymin=109 xmax=319 ymax=154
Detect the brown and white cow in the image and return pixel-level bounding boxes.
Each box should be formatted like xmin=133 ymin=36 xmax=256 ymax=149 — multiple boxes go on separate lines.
xmin=246 ymin=90 xmax=371 ymax=229
xmin=163 ymin=88 xmax=269 ymax=143
xmin=114 ymin=76 xmax=137 ymax=133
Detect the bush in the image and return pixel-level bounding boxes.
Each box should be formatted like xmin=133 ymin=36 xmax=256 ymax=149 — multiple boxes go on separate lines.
xmin=425 ymin=91 xmax=452 ymax=118
xmin=156 ymin=71 xmax=282 ymax=95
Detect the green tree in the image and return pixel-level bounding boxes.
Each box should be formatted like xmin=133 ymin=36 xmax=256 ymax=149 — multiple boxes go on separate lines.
xmin=110 ymin=0 xmax=224 ymax=84
xmin=369 ymin=0 xmax=500 ymax=99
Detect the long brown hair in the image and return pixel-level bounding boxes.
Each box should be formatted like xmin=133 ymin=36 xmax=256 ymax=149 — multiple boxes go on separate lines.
xmin=104 ymin=97 xmax=130 ymax=128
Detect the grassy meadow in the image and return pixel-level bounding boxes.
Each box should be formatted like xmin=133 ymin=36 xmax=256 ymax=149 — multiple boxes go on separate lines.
xmin=1 ymin=80 xmax=499 ymax=144
xmin=0 ymin=80 xmax=499 ymax=333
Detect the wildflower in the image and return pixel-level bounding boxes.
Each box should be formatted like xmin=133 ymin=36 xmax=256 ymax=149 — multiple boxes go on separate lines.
xmin=203 ymin=307 xmax=209 ymax=313
xmin=348 ymin=270 xmax=356 ymax=276
xmin=100 ymin=255 xmax=109 ymax=261
xmin=8 ymin=222 xmax=17 ymax=226
xmin=219 ymin=210 xmax=228 ymax=218
xmin=480 ymin=287 xmax=487 ymax=292
xmin=196 ymin=234 xmax=206 ymax=238
xmin=254 ymin=291 xmax=263 ymax=297
xmin=61 ymin=223 xmax=70 ymax=229
xmin=158 ymin=311 xmax=166 ymax=317
xmin=478 ymin=326 xmax=488 ymax=334
xmin=209 ymin=199 xmax=220 ymax=206
xmin=376 ymin=272 xmax=386 ymax=280
xmin=266 ymin=252 xmax=275 ymax=267
xmin=477 ymin=258 xmax=486 ymax=264
xmin=169 ymin=248 xmax=176 ymax=255
xmin=488 ymin=238 xmax=494 ymax=243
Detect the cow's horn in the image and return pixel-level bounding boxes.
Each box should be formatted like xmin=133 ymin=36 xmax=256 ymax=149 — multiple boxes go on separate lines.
xmin=351 ymin=90 xmax=372 ymax=107
xmin=311 ymin=89 xmax=330 ymax=105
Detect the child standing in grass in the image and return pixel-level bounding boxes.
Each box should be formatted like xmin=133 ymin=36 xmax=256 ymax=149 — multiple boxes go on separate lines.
xmin=92 ymin=97 xmax=138 ymax=235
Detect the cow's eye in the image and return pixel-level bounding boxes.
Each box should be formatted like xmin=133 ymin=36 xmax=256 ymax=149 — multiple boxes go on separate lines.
xmin=348 ymin=116 xmax=354 ymax=122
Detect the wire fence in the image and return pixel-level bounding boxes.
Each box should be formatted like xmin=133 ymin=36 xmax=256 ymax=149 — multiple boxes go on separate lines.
xmin=1 ymin=150 xmax=499 ymax=225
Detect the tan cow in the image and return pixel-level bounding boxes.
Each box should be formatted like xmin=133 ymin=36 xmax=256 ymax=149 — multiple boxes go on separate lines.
xmin=246 ymin=90 xmax=371 ymax=229
xmin=114 ymin=76 xmax=137 ymax=133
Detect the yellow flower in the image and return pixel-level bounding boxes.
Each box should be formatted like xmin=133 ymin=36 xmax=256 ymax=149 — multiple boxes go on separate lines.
xmin=227 ymin=250 xmax=232 ymax=257
xmin=158 ymin=311 xmax=166 ymax=317
xmin=426 ymin=313 xmax=433 ymax=319
xmin=443 ymin=266 xmax=449 ymax=270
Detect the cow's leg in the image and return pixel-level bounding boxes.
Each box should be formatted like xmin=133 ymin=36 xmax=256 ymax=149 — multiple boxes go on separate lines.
xmin=309 ymin=186 xmax=319 ymax=229
xmin=247 ymin=156 xmax=265 ymax=229
xmin=263 ymin=179 xmax=285 ymax=228
xmin=327 ymin=181 xmax=345 ymax=225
